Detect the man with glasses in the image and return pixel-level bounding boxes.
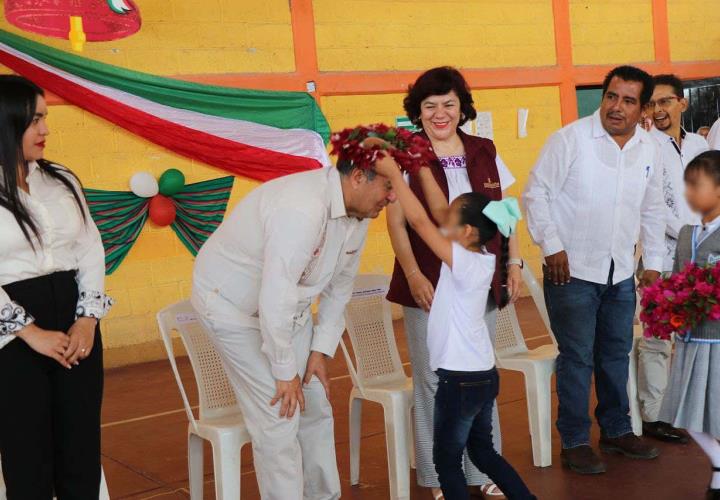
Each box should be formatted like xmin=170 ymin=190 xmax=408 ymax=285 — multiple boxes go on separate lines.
xmin=637 ymin=74 xmax=709 ymax=443
xmin=524 ymin=66 xmax=665 ymax=475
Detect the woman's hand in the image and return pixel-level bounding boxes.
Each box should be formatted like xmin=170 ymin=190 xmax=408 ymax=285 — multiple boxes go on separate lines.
xmin=408 ymin=271 xmax=435 ymax=312
xmin=507 ymin=264 xmax=523 ymax=304
xmin=16 ymin=323 xmax=72 ymax=369
xmin=64 ymin=317 xmax=97 ymax=365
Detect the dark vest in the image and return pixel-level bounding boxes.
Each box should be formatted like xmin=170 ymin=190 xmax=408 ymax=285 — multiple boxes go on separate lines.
xmin=386 ymin=130 xmax=504 ymax=308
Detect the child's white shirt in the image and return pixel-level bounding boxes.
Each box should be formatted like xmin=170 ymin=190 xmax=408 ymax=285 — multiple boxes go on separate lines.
xmin=427 ymin=242 xmax=496 ymax=372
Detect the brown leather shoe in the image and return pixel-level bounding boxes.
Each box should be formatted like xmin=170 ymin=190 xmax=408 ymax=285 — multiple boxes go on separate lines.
xmin=642 ymin=421 xmax=690 ymax=444
xmin=560 ymin=445 xmax=607 ymax=474
xmin=599 ymin=433 xmax=660 ymax=459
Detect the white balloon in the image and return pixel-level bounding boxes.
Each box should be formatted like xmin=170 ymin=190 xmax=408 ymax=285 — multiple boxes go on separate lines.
xmin=129 ymin=172 xmax=159 ymax=198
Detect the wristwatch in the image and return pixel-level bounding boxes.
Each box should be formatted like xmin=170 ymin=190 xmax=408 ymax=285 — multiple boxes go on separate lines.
xmin=507 ymin=258 xmax=524 ymax=269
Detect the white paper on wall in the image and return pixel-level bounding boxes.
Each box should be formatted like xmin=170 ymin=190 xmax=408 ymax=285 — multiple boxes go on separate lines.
xmin=460 ymin=119 xmax=474 ymax=135
xmin=475 ymin=112 xmax=494 ymax=140
xmin=518 ymin=108 xmax=529 ymax=138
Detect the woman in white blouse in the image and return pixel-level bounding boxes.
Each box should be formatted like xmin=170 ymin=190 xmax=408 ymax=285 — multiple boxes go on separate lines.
xmin=0 ymin=75 xmax=112 ymax=498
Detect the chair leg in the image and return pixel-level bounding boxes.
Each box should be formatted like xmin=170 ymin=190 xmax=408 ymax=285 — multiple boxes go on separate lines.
xmin=211 ymin=435 xmax=242 ymax=500
xmin=349 ymin=395 xmax=363 ymax=485
xmin=383 ymin=399 xmax=410 ymax=500
xmin=406 ymin=399 xmax=416 ymax=470
xmin=524 ymin=363 xmax=554 ymax=468
xmin=188 ymin=432 xmax=205 ymax=499
xmin=628 ymin=338 xmax=643 ymax=436
xmin=99 ymin=466 xmax=110 ymax=500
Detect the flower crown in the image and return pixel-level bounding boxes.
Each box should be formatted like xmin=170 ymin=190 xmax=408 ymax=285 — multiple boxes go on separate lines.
xmin=329 ymin=124 xmax=435 ymax=175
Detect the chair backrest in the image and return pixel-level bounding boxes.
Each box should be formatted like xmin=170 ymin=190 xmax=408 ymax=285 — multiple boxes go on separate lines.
xmin=495 ymin=266 xmax=556 ymax=358
xmin=494 ymin=303 xmax=528 ymax=357
xmin=342 ymin=274 xmax=406 ymax=393
xmin=157 ymin=300 xmax=240 ymax=427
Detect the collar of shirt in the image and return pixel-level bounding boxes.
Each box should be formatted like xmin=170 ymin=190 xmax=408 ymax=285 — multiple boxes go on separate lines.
xmin=591 ymin=109 xmax=649 ymax=149
xmin=701 ymin=214 xmax=720 ymax=239
xmin=327 ymin=167 xmax=347 ymax=219
xmin=650 ymin=127 xmax=689 ymax=154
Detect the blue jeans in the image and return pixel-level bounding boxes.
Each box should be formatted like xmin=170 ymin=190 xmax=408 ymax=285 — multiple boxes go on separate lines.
xmin=544 ymin=266 xmax=635 ymax=449
xmin=433 ymin=368 xmax=535 ymax=500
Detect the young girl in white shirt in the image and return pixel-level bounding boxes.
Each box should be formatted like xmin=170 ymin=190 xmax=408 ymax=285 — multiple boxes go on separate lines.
xmin=374 ymin=154 xmax=535 ymax=500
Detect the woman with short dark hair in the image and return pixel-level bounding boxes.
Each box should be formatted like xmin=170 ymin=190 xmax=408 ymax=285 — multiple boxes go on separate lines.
xmin=387 ymin=66 xmax=524 ymax=498
xmin=0 ymin=75 xmax=112 ymax=498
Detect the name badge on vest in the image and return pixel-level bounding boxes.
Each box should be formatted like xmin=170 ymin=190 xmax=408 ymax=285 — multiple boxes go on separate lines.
xmin=708 ymin=253 xmax=720 ymax=266
xmin=483 ymin=177 xmax=500 ymax=190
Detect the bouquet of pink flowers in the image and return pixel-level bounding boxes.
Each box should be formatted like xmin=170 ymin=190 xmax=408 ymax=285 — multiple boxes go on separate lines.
xmin=640 ymin=262 xmax=720 ymax=340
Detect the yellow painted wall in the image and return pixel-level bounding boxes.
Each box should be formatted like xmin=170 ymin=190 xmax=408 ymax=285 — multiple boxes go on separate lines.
xmin=0 ymin=0 xmax=717 ymax=365
xmin=1 ymin=1 xmax=295 ymax=74
xmin=570 ymin=0 xmax=655 ymax=65
xmin=314 ymin=0 xmax=557 ymax=71
xmin=667 ymin=0 xmax=720 ymax=62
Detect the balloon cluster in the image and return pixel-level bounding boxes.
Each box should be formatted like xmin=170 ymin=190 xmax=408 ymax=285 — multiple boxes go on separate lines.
xmin=129 ymin=168 xmax=185 ymax=226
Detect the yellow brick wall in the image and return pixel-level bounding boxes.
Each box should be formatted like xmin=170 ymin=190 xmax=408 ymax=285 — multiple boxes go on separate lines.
xmin=314 ymin=0 xmax=557 ymax=71
xmin=667 ymin=0 xmax=720 ymax=62
xmin=570 ymin=0 xmax=655 ymax=65
xmin=0 ymin=1 xmax=295 ymax=74
xmin=0 ymin=0 xmax=717 ymax=365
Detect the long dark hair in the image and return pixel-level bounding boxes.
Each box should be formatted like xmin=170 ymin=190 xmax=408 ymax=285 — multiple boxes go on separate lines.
xmin=456 ymin=192 xmax=510 ymax=308
xmin=0 ymin=75 xmax=86 ymax=247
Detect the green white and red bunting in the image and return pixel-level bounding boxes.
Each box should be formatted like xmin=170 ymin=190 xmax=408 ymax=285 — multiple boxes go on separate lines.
xmin=0 ymin=30 xmax=330 ymax=182
xmin=85 ymin=176 xmax=235 ymax=274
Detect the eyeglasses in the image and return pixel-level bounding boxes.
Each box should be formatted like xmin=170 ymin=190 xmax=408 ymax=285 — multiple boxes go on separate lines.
xmin=646 ymin=96 xmax=681 ymax=109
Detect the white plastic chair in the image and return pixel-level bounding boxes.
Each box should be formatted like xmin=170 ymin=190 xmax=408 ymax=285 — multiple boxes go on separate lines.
xmin=341 ymin=274 xmax=414 ymax=500
xmin=0 ymin=455 xmax=109 ymax=499
xmin=494 ymin=267 xmax=642 ymax=468
xmin=157 ymin=300 xmax=252 ymax=500
xmin=494 ymin=266 xmax=558 ymax=468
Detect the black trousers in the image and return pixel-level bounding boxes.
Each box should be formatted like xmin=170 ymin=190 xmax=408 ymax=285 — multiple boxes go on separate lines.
xmin=0 ymin=271 xmax=103 ymax=500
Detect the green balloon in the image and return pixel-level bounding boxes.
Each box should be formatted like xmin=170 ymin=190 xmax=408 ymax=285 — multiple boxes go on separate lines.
xmin=158 ymin=168 xmax=185 ymax=196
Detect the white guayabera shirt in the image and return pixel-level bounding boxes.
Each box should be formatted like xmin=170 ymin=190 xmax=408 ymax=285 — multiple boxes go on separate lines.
xmin=523 ymin=110 xmax=666 ymax=285
xmin=0 ymin=161 xmax=112 ymax=348
xmin=191 ymin=167 xmax=369 ymax=381
xmin=649 ymin=127 xmax=708 ymax=271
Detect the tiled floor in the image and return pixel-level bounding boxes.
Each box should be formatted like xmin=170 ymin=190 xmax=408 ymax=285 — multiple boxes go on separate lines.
xmin=102 ymin=298 xmax=709 ymax=499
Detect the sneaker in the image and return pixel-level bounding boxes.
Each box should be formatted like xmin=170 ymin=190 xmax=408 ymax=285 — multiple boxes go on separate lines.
xmin=560 ymin=445 xmax=607 ymax=474
xmin=599 ymin=432 xmax=660 ymax=459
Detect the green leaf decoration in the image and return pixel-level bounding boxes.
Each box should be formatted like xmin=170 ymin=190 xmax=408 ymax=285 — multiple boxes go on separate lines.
xmin=84 ymin=189 xmax=149 ymax=275
xmin=170 ymin=176 xmax=234 ymax=256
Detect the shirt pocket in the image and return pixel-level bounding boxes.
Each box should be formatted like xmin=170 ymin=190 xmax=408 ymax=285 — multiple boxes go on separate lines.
xmin=624 ymin=163 xmax=651 ymax=212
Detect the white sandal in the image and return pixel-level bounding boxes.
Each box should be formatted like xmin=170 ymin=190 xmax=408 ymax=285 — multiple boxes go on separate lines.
xmin=480 ymin=483 xmax=506 ymax=496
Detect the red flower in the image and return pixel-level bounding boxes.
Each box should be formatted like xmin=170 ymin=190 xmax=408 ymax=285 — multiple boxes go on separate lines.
xmin=330 ymin=124 xmax=434 ymax=175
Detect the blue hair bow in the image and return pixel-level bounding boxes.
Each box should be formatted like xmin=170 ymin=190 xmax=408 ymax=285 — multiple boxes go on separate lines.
xmin=482 ymin=197 xmax=522 ymax=237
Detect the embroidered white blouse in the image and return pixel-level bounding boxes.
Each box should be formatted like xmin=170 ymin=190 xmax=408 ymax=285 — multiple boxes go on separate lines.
xmin=0 ymin=161 xmax=112 ymax=348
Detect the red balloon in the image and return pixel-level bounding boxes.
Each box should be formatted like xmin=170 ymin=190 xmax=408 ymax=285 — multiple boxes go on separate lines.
xmin=149 ymin=195 xmax=176 ymax=226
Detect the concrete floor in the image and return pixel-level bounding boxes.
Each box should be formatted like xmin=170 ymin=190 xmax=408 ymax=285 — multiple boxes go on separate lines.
xmin=101 ymin=298 xmax=709 ymax=499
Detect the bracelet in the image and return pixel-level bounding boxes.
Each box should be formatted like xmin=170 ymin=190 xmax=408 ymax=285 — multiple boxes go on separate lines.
xmin=406 ymin=268 xmax=419 ymax=279
xmin=507 ymin=258 xmax=524 ymax=269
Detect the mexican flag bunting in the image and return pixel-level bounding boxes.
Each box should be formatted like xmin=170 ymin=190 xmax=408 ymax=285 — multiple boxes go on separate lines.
xmin=0 ymin=29 xmax=330 ymax=182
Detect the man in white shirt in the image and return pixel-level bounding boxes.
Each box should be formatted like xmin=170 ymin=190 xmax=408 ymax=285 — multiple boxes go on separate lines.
xmin=638 ymin=74 xmax=709 ymax=443
xmin=524 ymin=66 xmax=666 ymax=475
xmin=708 ymin=117 xmax=720 ymax=149
xmin=191 ymin=161 xmax=396 ymax=500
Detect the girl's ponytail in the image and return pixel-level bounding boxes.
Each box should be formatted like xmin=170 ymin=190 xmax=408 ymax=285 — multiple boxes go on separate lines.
xmin=498 ymin=235 xmax=510 ymax=309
